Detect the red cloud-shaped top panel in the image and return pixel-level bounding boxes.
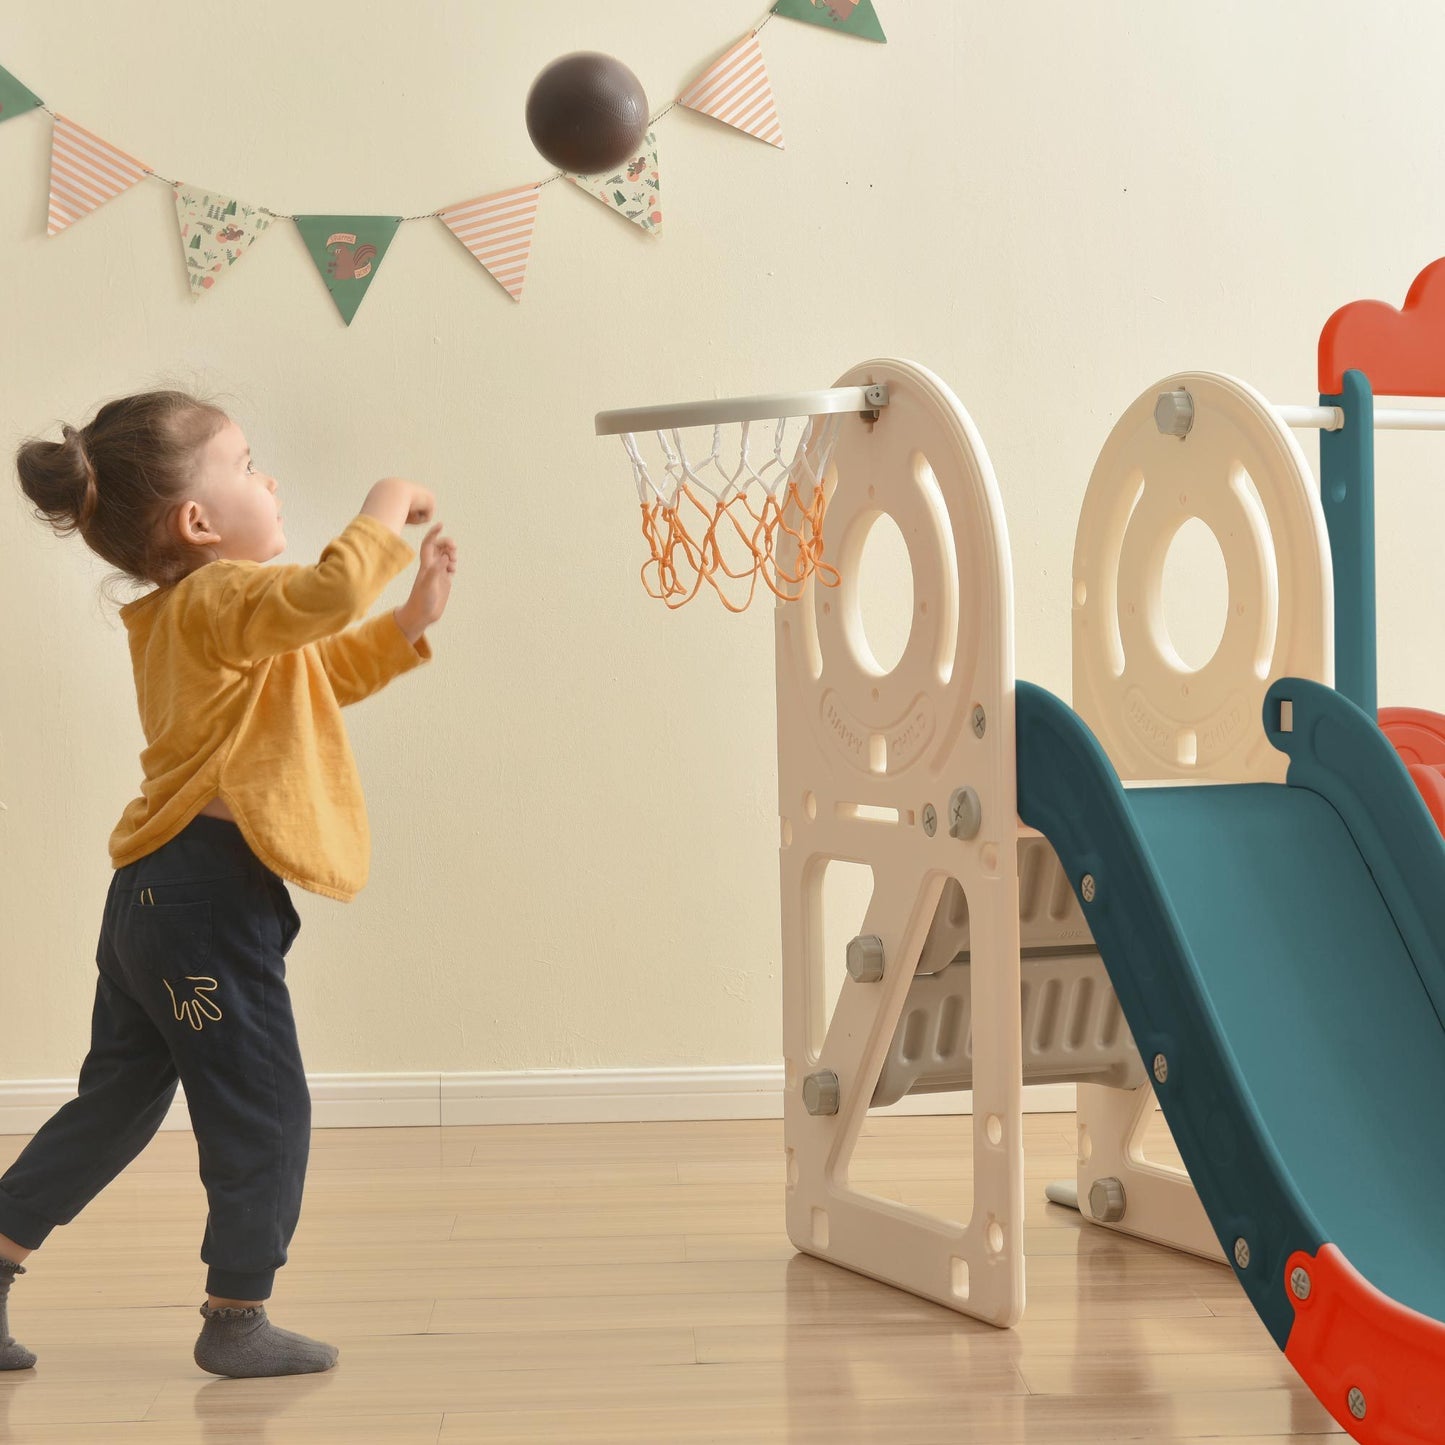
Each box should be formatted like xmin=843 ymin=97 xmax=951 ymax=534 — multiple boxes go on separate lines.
xmin=1319 ymin=258 xmax=1445 ymax=396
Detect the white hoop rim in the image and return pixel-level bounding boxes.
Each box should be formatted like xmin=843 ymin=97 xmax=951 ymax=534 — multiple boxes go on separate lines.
xmin=594 ymin=385 xmax=882 ymax=436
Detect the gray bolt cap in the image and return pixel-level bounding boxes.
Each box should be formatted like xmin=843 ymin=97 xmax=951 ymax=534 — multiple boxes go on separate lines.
xmin=846 ymin=934 xmax=885 ymax=982
xmin=1088 ymin=1176 xmax=1127 ymax=1223
xmin=1154 ymin=388 xmax=1194 ymax=439
xmin=948 ymin=786 xmax=982 ymax=840
xmin=802 ymin=1070 xmax=840 ymax=1116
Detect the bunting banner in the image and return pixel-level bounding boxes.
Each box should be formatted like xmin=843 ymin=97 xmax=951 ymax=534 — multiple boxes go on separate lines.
xmin=294 ymin=215 xmax=401 ymax=326
xmin=0 ymin=64 xmax=42 ymax=126
xmin=571 ymin=132 xmax=662 ymax=236
xmin=1 ymin=3 xmax=885 ymax=322
xmin=678 ymin=33 xmax=783 ymax=149
xmin=772 ymin=0 xmax=887 ymax=43
xmin=439 ymin=184 xmax=541 ymax=302
xmin=174 ymin=185 xmax=273 ymax=296
xmin=47 ymin=114 xmax=149 ymax=236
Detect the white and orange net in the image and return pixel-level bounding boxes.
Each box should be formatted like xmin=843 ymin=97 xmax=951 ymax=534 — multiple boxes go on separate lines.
xmin=616 ymin=414 xmax=844 ymax=612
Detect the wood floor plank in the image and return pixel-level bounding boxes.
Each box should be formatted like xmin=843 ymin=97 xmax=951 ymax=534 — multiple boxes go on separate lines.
xmin=433 ymin=1385 xmax=1340 ymax=1443
xmin=0 ymin=1417 xmax=443 ymax=1445
xmin=15 ymin=1299 xmax=437 ymax=1346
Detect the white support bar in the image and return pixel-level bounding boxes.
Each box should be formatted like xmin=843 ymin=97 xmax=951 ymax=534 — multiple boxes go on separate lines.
xmin=595 ymin=385 xmax=887 ymax=436
xmin=1276 ymin=404 xmax=1445 ymax=432
xmin=1276 ymin=405 xmax=1344 ymax=431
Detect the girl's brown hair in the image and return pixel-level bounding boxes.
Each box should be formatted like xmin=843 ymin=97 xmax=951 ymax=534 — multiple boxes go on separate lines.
xmin=16 ymin=389 xmax=229 ymax=591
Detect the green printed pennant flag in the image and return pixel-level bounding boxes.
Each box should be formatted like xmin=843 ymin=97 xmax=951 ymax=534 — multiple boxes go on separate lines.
xmin=772 ymin=0 xmax=886 ymax=42
xmin=174 ymin=184 xmax=273 ymax=296
xmin=294 ymin=214 xmax=401 ymax=326
xmin=0 ymin=63 xmax=43 ymax=125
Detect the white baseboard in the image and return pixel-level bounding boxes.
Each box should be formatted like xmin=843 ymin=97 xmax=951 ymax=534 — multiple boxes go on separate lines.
xmin=0 ymin=1069 xmax=1077 ymax=1134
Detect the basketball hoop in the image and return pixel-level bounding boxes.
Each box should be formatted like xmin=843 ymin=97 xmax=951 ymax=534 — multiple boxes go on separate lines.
xmin=595 ymin=384 xmax=889 ymax=611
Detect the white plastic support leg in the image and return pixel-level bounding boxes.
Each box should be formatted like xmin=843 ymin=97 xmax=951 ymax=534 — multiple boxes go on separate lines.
xmin=1069 ymin=371 xmax=1334 ymax=1260
xmin=1075 ymin=1082 xmax=1223 ymax=1262
xmin=776 ymin=359 xmax=1026 ymax=1325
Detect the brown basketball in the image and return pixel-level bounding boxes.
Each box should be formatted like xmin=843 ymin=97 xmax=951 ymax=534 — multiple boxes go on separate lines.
xmin=525 ymin=52 xmax=649 ymax=176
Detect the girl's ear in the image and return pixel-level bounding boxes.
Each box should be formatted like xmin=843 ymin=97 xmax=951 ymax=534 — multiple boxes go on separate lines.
xmin=175 ymin=499 xmax=220 ymax=548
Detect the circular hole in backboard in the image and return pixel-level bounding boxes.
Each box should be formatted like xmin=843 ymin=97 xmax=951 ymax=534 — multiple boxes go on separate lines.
xmin=851 ymin=512 xmax=914 ymax=675
xmin=1160 ymin=517 xmax=1229 ymax=672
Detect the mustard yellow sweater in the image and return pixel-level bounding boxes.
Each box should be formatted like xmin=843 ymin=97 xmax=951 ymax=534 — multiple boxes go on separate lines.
xmin=109 ymin=514 xmax=431 ymax=901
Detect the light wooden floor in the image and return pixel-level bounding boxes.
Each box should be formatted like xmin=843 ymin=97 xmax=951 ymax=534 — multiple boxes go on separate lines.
xmin=0 ymin=1113 xmax=1342 ymax=1444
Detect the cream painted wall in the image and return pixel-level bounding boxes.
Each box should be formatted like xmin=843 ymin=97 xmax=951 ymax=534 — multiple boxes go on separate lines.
xmin=4 ymin=0 xmax=1445 ymax=1080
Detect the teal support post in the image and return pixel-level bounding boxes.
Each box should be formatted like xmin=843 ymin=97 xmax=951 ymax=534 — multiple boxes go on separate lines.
xmin=1317 ymin=368 xmax=1376 ymax=716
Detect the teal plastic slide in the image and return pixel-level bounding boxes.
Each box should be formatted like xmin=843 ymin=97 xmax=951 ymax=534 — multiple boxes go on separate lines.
xmin=1017 ymin=674 xmax=1445 ymax=1443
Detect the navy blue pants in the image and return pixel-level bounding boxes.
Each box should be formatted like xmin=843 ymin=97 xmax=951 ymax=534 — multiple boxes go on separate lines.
xmin=0 ymin=815 xmax=310 ymax=1300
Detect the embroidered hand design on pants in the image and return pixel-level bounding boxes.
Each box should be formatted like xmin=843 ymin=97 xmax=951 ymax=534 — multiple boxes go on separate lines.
xmin=164 ymin=976 xmax=223 ymax=1031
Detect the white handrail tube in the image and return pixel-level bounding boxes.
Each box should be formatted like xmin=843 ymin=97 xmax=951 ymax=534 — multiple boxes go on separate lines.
xmin=1276 ymin=404 xmax=1445 ymax=432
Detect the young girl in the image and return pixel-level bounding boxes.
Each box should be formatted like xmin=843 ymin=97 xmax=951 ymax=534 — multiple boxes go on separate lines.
xmin=0 ymin=389 xmax=455 ymax=1378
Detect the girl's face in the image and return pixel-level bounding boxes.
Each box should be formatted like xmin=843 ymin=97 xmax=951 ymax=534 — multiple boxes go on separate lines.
xmin=177 ymin=418 xmax=285 ymax=565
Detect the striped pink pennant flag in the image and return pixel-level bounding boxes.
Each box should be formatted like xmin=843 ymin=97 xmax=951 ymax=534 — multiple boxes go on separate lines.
xmin=677 ymin=32 xmax=784 ymax=149
xmin=47 ymin=114 xmax=150 ymax=236
xmin=438 ymin=184 xmax=542 ymax=302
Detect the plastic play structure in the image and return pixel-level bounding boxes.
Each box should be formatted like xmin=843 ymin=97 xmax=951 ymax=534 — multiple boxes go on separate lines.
xmin=596 ymin=257 xmax=1445 ymax=1444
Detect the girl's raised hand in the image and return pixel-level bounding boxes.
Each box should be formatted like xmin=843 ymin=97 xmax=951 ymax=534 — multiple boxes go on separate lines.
xmin=394 ymin=523 xmax=457 ymax=643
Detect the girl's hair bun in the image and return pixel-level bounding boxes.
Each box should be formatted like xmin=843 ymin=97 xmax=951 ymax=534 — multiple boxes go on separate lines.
xmin=18 ymin=422 xmax=99 ymax=536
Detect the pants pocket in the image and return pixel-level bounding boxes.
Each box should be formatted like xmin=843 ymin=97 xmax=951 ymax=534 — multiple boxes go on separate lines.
xmin=124 ymin=895 xmax=222 ymax=1035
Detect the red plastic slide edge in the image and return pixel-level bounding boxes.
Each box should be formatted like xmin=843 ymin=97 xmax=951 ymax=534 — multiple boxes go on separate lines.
xmin=1284 ymin=1244 xmax=1445 ymax=1443
xmin=1378 ymin=708 xmax=1445 ymax=766
xmin=1377 ymin=708 xmax=1445 ymax=832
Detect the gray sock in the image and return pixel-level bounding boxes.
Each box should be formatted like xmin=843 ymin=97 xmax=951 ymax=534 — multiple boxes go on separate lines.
xmin=194 ymin=1302 xmax=338 ymax=1378
xmin=0 ymin=1258 xmax=37 ymax=1371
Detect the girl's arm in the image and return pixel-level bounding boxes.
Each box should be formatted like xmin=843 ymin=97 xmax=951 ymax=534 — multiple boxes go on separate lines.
xmin=312 ymin=612 xmax=431 ymax=708
xmin=210 ymin=481 xmax=435 ymax=665
xmin=361 ymin=478 xmax=435 ymax=535
xmin=311 ymin=522 xmax=455 ymax=704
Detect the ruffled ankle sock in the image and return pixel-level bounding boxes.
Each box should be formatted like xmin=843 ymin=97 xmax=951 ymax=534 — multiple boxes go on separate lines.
xmin=0 ymin=1259 xmax=37 ymax=1371
xmin=193 ymin=1301 xmax=338 ymax=1378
